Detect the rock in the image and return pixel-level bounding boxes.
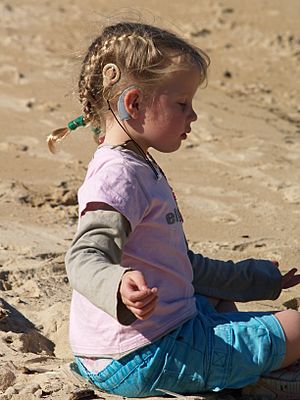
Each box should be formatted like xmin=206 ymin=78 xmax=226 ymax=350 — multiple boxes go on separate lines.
xmin=0 ymin=365 xmax=16 ymax=391
xmin=5 ymin=386 xmax=18 ymax=396
xmin=17 ymin=280 xmax=41 ymax=299
xmin=69 ymin=389 xmax=97 ymax=400
xmin=0 ymin=302 xmax=9 ymax=320
xmin=223 ymin=70 xmax=232 ymax=79
xmin=283 ymin=297 xmax=300 ymax=310
xmin=19 ymin=330 xmax=55 ymax=355
xmin=19 ymin=383 xmax=41 ymax=395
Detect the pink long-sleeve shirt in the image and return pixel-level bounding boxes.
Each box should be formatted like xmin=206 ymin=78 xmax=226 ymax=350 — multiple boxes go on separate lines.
xmin=69 ymin=146 xmax=196 ymax=356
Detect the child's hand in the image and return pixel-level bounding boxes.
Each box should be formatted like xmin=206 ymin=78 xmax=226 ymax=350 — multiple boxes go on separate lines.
xmin=281 ymin=268 xmax=300 ymax=289
xmin=119 ymin=270 xmax=158 ymax=320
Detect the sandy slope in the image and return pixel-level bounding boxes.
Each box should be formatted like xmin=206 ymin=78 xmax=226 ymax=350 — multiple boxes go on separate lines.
xmin=0 ymin=0 xmax=299 ymax=398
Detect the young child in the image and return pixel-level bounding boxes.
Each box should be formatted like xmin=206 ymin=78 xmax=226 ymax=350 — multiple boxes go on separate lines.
xmin=48 ymin=21 xmax=300 ymax=398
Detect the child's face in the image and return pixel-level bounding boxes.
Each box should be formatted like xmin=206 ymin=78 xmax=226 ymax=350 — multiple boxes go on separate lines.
xmin=141 ymin=67 xmax=200 ymax=153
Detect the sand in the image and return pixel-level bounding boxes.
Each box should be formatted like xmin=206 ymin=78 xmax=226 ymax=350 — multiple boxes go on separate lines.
xmin=0 ymin=0 xmax=300 ymax=398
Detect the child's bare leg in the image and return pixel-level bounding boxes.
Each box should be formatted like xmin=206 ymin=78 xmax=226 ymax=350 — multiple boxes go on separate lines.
xmin=206 ymin=296 xmax=238 ymax=312
xmin=274 ymin=309 xmax=300 ymax=368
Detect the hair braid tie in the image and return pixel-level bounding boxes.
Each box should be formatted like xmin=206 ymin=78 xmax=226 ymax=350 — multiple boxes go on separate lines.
xmin=47 ymin=116 xmax=87 ymax=153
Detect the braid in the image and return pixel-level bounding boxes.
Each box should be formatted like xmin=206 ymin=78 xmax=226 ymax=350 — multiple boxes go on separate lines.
xmin=78 ymin=32 xmax=158 ymax=128
xmin=78 ymin=21 xmax=210 ymax=131
xmin=78 ymin=37 xmax=104 ymax=128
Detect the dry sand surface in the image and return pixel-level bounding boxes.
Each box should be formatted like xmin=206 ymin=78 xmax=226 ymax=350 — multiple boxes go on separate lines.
xmin=0 ymin=0 xmax=300 ymax=398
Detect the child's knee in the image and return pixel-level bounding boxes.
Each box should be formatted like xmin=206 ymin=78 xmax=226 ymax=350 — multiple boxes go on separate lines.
xmin=275 ymin=309 xmax=300 ymax=366
xmin=275 ymin=309 xmax=300 ymax=327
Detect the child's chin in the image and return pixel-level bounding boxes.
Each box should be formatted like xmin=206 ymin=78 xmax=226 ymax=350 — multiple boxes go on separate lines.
xmin=154 ymin=140 xmax=182 ymax=153
xmin=163 ymin=144 xmax=182 ymax=153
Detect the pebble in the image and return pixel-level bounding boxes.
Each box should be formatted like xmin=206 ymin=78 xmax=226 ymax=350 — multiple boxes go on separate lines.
xmin=0 ymin=367 xmax=16 ymax=391
xmin=19 ymin=383 xmax=41 ymax=394
xmin=4 ymin=387 xmax=18 ymax=396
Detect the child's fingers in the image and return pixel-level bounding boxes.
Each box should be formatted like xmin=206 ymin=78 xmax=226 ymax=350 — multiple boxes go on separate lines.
xmin=132 ymin=293 xmax=158 ymax=309
xmin=125 ymin=290 xmax=158 ymax=308
xmin=119 ymin=270 xmax=158 ymax=314
xmin=128 ymin=270 xmax=149 ymax=292
xmin=129 ymin=297 xmax=158 ymax=320
xmin=285 ymin=268 xmax=297 ymax=275
xmin=135 ymin=307 xmax=156 ymax=321
xmin=282 ymin=268 xmax=300 ymax=289
xmin=282 ymin=268 xmax=298 ymax=281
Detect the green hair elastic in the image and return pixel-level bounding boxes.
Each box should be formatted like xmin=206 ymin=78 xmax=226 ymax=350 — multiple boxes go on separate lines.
xmin=67 ymin=116 xmax=86 ymax=131
xmin=67 ymin=116 xmax=101 ymax=136
xmin=91 ymin=127 xmax=101 ymax=135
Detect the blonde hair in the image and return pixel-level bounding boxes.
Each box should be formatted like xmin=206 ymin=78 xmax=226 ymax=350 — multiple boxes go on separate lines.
xmin=48 ymin=21 xmax=210 ymax=152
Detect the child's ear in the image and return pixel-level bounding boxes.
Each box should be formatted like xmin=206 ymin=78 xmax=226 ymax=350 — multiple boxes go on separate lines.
xmin=123 ymin=88 xmax=143 ymax=120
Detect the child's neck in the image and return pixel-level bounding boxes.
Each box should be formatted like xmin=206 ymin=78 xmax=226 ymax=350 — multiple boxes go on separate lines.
xmin=103 ymin=124 xmax=149 ymax=155
xmin=103 ymin=124 xmax=127 ymax=145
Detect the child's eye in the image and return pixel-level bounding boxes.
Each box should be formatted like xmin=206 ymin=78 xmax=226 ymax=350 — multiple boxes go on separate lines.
xmin=178 ymin=102 xmax=186 ymax=110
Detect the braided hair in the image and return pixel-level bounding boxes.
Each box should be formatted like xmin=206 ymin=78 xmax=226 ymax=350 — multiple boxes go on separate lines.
xmin=47 ymin=21 xmax=209 ymax=152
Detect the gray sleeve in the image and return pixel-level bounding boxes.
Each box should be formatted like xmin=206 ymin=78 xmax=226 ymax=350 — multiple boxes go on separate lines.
xmin=65 ymin=209 xmax=136 ymax=325
xmin=188 ymin=250 xmax=282 ymax=301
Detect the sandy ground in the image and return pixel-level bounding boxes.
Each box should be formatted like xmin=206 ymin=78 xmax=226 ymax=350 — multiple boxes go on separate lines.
xmin=0 ymin=0 xmax=300 ymax=398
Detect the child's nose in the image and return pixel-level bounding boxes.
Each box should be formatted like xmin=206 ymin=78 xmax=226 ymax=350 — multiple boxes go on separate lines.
xmin=190 ymin=108 xmax=197 ymax=122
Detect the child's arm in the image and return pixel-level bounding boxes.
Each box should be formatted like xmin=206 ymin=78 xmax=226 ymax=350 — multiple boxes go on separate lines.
xmin=65 ymin=206 xmax=138 ymax=325
xmin=188 ymin=249 xmax=283 ymax=302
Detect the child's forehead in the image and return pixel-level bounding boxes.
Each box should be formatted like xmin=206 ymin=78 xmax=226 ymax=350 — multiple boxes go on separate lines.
xmin=159 ymin=69 xmax=201 ymax=95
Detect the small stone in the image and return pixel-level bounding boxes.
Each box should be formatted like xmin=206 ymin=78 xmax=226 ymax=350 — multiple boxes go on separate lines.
xmin=223 ymin=70 xmax=232 ymax=78
xmin=18 ymin=280 xmax=41 ymax=298
xmin=283 ymin=297 xmax=300 ymax=310
xmin=0 ymin=306 xmax=9 ymax=320
xmin=19 ymin=383 xmax=41 ymax=394
xmin=3 ymin=334 xmax=14 ymax=344
xmin=223 ymin=7 xmax=234 ymax=13
xmin=5 ymin=386 xmax=18 ymax=396
xmin=69 ymin=389 xmax=96 ymax=400
xmin=26 ymin=100 xmax=35 ymax=109
xmin=0 ymin=367 xmax=16 ymax=391
xmin=61 ymin=190 xmax=78 ymax=206
xmin=20 ymin=145 xmax=29 ymax=152
xmin=35 ymin=388 xmax=44 ymax=398
xmin=40 ymin=380 xmax=60 ymax=393
xmin=190 ymin=28 xmax=211 ymax=37
xmin=5 ymin=4 xmax=13 ymax=12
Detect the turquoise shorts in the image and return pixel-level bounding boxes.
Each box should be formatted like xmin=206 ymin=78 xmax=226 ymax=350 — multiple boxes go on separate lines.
xmin=75 ymin=295 xmax=286 ymax=397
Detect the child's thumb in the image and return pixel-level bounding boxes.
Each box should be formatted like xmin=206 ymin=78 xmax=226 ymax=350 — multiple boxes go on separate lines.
xmin=133 ymin=270 xmax=149 ymax=291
